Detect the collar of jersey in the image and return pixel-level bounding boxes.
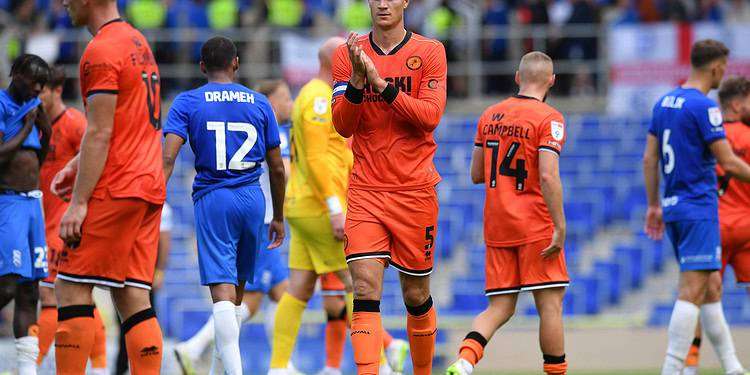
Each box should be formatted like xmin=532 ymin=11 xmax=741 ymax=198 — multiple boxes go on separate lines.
xmin=98 ymin=18 xmax=124 ymax=33
xmin=369 ymin=30 xmax=412 ymax=56
xmin=513 ymin=94 xmax=540 ymax=101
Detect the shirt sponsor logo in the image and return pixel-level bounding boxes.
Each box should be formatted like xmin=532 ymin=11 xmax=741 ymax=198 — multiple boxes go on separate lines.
xmin=551 ymin=121 xmax=564 ymax=141
xmin=662 ymin=195 xmax=679 ymax=207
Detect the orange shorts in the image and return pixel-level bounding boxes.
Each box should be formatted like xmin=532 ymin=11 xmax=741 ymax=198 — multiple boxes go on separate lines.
xmin=57 ymin=195 xmax=162 ymax=290
xmin=344 ymin=187 xmax=438 ymax=276
xmin=39 ymin=246 xmax=60 ymax=288
xmin=485 ymin=238 xmax=569 ymax=296
xmin=320 ymin=273 xmax=346 ymax=296
xmin=721 ymin=223 xmax=750 ymax=286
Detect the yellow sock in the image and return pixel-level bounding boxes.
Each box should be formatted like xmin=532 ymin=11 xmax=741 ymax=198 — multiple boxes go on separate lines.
xmin=270 ymin=293 xmax=307 ymax=369
xmin=345 ymin=292 xmax=354 ymax=324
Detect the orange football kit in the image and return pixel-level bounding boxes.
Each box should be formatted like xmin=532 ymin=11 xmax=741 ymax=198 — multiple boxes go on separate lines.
xmin=718 ymin=121 xmax=750 ymax=285
xmin=474 ymin=95 xmax=569 ymax=295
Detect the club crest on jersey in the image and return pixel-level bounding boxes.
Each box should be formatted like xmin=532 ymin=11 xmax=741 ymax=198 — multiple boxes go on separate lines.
xmin=406 ymin=56 xmax=422 ymax=70
xmin=551 ymin=121 xmax=564 ymax=141
xmin=708 ymin=107 xmax=723 ymax=127
xmin=313 ymin=97 xmax=329 ymax=115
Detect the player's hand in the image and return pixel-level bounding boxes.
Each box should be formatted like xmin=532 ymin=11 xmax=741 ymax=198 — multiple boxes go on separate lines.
xmin=360 ymin=52 xmax=387 ymax=93
xmin=51 ymin=158 xmax=78 ymax=201
xmin=60 ymin=201 xmax=88 ymax=248
xmin=644 ymin=205 xmax=664 ymax=240
xmin=347 ymin=32 xmax=367 ymax=88
xmin=23 ymin=108 xmax=38 ymax=128
xmin=330 ymin=213 xmax=345 ymax=241
xmin=267 ymin=218 xmax=285 ymax=249
xmin=152 ymin=269 xmax=165 ymax=291
xmin=541 ymin=227 xmax=565 ymax=258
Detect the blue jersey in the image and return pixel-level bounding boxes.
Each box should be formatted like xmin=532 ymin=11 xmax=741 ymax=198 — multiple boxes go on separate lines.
xmin=649 ymin=87 xmax=726 ymax=222
xmin=164 ymin=82 xmax=281 ymax=201
xmin=0 ymin=90 xmax=41 ymax=150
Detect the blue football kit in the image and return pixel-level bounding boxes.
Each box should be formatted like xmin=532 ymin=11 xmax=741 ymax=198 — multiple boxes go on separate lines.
xmin=0 ymin=90 xmax=47 ymax=280
xmin=164 ymin=82 xmax=280 ymax=285
xmin=649 ymin=87 xmax=725 ymax=271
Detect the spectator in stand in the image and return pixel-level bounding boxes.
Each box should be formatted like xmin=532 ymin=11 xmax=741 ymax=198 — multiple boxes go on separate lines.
xmin=699 ymin=0 xmax=723 ymax=21
xmin=566 ymin=0 xmax=598 ymax=60
xmin=126 ymin=0 xmax=167 ymax=30
xmin=722 ymin=0 xmax=750 ymax=22
xmin=337 ymin=0 xmax=371 ymax=32
xmin=603 ymin=0 xmax=641 ymax=24
xmin=266 ymin=0 xmax=308 ymax=27
xmin=483 ymin=0 xmax=511 ymax=94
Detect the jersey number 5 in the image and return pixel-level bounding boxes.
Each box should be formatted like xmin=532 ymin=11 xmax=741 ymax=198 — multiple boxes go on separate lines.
xmin=486 ymin=140 xmax=528 ymax=191
xmin=207 ymin=121 xmax=258 ymax=171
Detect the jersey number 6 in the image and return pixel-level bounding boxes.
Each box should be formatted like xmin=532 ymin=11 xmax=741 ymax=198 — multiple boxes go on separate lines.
xmin=207 ymin=121 xmax=259 ymax=171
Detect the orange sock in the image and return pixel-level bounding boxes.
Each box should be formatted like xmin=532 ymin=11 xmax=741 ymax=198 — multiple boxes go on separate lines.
xmin=55 ymin=305 xmax=96 ymax=375
xmin=406 ymin=296 xmax=437 ymax=375
xmin=37 ymin=306 xmax=57 ymax=364
xmin=351 ymin=300 xmax=382 ymax=375
xmin=686 ymin=337 xmax=701 ymax=367
xmin=458 ymin=331 xmax=487 ymax=366
xmin=123 ymin=308 xmax=162 ymax=374
xmin=325 ymin=309 xmax=347 ymax=369
xmin=90 ymin=307 xmax=107 ymax=369
xmin=382 ymin=327 xmax=394 ymax=350
xmin=543 ymin=354 xmax=567 ymax=375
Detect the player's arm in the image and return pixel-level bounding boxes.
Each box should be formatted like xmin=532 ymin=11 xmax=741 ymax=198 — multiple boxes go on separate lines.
xmin=162 ymin=134 xmax=185 ymax=182
xmin=470 ymin=146 xmax=484 ymax=184
xmin=266 ymin=146 xmax=286 ymax=249
xmin=539 ymin=150 xmax=566 ymax=258
xmin=36 ymin=108 xmax=52 ymax=163
xmin=331 ymin=34 xmax=365 ymax=138
xmin=710 ymin=139 xmax=750 ymax=183
xmin=0 ymin=109 xmax=36 ymax=163
xmin=60 ymin=94 xmax=116 ymax=244
xmin=642 ymin=133 xmax=663 ymax=239
xmin=365 ymin=42 xmax=447 ymax=132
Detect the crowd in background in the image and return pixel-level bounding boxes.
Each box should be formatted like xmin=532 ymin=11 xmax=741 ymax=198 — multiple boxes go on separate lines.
xmin=1 ymin=0 xmax=749 ymax=97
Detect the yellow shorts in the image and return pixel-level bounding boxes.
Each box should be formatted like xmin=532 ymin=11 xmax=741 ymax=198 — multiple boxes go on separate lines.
xmin=288 ymin=215 xmax=347 ymax=274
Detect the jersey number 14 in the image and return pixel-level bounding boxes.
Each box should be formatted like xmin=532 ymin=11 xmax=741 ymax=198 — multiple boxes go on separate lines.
xmin=207 ymin=121 xmax=258 ymax=171
xmin=486 ymin=140 xmax=528 ymax=191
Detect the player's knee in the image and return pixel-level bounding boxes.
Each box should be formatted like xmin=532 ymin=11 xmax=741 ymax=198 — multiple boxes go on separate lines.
xmin=14 ymin=282 xmax=39 ymax=308
xmin=289 ymin=281 xmax=315 ymax=301
xmin=705 ymin=273 xmax=723 ymax=302
xmin=536 ymin=296 xmax=563 ymax=319
xmin=401 ymin=285 xmax=430 ymax=307
xmin=678 ymin=282 xmax=708 ymax=305
xmin=0 ymin=281 xmax=16 ymax=305
xmin=353 ymin=276 xmax=380 ymax=300
xmin=39 ymin=286 xmax=57 ymax=305
xmin=487 ymin=301 xmax=515 ymax=323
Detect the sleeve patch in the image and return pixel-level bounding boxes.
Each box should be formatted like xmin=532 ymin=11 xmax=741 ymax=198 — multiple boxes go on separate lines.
xmin=551 ymin=121 xmax=565 ymax=141
xmin=709 ymin=107 xmax=723 ymax=127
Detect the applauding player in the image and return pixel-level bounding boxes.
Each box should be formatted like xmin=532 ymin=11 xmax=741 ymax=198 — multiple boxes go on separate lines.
xmin=331 ymin=0 xmax=447 ymax=373
xmin=446 ymin=52 xmax=569 ymax=375
xmin=162 ymin=36 xmax=286 ymax=375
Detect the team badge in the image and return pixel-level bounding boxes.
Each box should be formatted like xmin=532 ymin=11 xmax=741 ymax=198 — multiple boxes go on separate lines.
xmin=708 ymin=107 xmax=723 ymax=126
xmin=406 ymin=56 xmax=422 ymax=70
xmin=551 ymin=121 xmax=565 ymax=141
xmin=427 ymin=79 xmax=438 ymax=89
xmin=313 ymin=97 xmax=329 ymax=115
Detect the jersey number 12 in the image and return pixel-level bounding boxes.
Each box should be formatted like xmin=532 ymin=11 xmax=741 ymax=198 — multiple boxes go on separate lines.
xmin=207 ymin=121 xmax=258 ymax=171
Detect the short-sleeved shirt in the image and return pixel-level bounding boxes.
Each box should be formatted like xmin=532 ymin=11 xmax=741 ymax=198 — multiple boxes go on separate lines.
xmin=718 ymin=121 xmax=750 ymax=228
xmin=331 ymin=31 xmax=446 ymax=191
xmin=474 ymin=95 xmax=566 ymax=247
xmin=649 ymin=87 xmax=725 ymax=222
xmin=286 ymin=78 xmax=353 ymax=218
xmin=0 ymin=90 xmax=41 ymax=150
xmin=79 ymin=18 xmax=165 ymax=204
xmin=39 ymin=108 xmax=86 ymax=250
xmin=163 ymin=82 xmax=280 ymax=202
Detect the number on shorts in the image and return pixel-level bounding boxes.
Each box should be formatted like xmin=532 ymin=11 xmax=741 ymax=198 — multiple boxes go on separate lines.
xmin=424 ymin=226 xmax=435 ymax=250
xmin=207 ymin=121 xmax=259 ymax=171
xmin=34 ymin=246 xmax=47 ymax=271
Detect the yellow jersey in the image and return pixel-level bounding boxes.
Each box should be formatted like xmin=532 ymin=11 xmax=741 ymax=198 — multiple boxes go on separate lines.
xmin=285 ymin=78 xmax=353 ymax=218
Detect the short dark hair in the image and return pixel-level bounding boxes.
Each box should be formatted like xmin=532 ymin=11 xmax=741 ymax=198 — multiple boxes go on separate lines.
xmin=254 ymin=79 xmax=286 ymax=96
xmin=46 ymin=66 xmax=66 ymax=89
xmin=201 ymin=36 xmax=237 ymax=73
xmin=690 ymin=39 xmax=729 ymax=69
xmin=10 ymin=53 xmax=50 ymax=84
xmin=718 ymin=76 xmax=750 ymax=108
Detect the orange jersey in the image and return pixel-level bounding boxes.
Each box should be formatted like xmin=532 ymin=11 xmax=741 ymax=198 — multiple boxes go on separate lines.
xmin=331 ymin=31 xmax=447 ymax=191
xmin=718 ymin=121 xmax=750 ymax=228
xmin=475 ymin=96 xmax=566 ymax=247
xmin=79 ymin=19 xmax=165 ymax=204
xmin=39 ymin=108 xmax=86 ymax=250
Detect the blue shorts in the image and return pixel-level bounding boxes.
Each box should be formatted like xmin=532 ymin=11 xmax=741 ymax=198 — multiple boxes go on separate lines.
xmin=666 ymin=219 xmax=722 ymax=272
xmin=194 ymin=185 xmax=265 ymax=286
xmin=0 ymin=192 xmax=47 ymax=280
xmin=244 ymin=225 xmax=288 ymax=293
